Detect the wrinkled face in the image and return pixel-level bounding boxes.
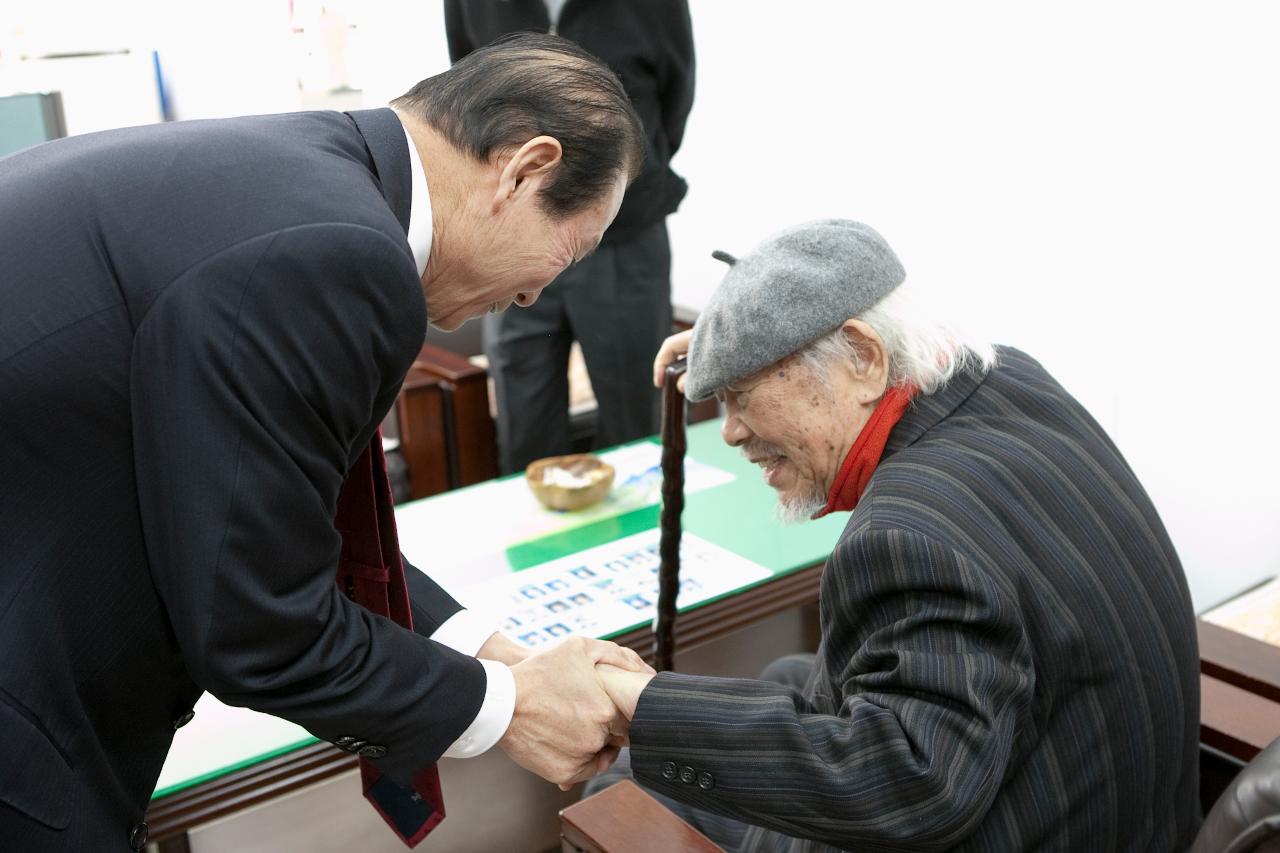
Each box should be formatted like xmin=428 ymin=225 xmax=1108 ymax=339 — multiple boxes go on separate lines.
xmin=427 ymin=171 xmax=628 ymax=331
xmin=718 ymin=354 xmax=871 ymax=521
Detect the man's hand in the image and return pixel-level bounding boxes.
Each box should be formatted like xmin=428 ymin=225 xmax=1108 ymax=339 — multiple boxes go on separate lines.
xmin=652 ymin=329 xmax=692 ymax=392
xmin=596 ymin=663 xmax=656 ymax=721
xmin=476 ymin=630 xmax=531 ymax=666
xmin=498 ymin=637 xmax=651 ymax=788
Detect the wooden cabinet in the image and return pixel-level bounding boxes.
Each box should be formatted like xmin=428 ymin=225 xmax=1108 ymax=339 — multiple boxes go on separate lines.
xmin=394 ymin=344 xmax=499 ymax=501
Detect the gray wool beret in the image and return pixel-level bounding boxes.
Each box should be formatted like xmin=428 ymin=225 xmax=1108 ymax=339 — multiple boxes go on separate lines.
xmin=685 ymin=219 xmax=907 ymax=402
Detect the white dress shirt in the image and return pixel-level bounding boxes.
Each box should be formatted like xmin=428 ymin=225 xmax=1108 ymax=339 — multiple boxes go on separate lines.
xmin=397 ymin=115 xmax=517 ymax=760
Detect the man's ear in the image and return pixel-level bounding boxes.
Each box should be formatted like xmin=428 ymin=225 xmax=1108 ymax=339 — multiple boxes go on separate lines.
xmin=841 ymin=319 xmax=889 ymax=403
xmin=491 ymin=136 xmax=563 ymax=212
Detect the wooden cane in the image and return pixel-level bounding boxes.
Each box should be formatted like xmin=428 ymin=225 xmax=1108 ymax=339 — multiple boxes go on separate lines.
xmin=654 ymin=359 xmax=688 ymax=673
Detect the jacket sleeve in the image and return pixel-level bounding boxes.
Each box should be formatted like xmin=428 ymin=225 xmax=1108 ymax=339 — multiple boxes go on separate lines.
xmin=443 ymin=0 xmax=475 ymax=64
xmin=628 ymin=529 xmax=1033 ymax=852
xmin=402 ymin=551 xmax=465 ymax=637
xmin=659 ymin=0 xmax=696 ymax=156
xmin=131 ymin=222 xmax=485 ymax=784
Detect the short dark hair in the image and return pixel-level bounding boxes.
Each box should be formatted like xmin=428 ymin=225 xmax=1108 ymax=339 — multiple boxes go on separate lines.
xmin=393 ymin=33 xmax=645 ymax=219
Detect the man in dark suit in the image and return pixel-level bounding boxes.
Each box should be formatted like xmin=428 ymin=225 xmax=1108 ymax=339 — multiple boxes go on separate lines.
xmin=595 ymin=220 xmax=1202 ymax=851
xmin=0 ymin=34 xmax=647 ymax=850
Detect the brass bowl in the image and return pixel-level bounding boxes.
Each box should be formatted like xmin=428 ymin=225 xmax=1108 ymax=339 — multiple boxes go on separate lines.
xmin=525 ymin=453 xmax=615 ymax=512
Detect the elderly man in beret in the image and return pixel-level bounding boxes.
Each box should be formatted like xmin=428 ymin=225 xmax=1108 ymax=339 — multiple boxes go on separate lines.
xmin=592 ymin=220 xmax=1202 ymax=851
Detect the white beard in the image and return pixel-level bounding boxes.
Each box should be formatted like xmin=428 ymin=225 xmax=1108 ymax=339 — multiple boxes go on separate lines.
xmin=774 ymin=489 xmax=828 ymax=525
xmin=741 ymin=441 xmax=828 ymax=525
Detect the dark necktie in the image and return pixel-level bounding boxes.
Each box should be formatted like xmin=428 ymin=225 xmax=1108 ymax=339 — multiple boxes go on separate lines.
xmin=335 ymin=431 xmax=445 ymax=846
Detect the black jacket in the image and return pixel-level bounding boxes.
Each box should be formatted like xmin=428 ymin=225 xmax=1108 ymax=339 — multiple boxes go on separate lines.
xmin=0 ymin=108 xmax=484 ymax=849
xmin=445 ymin=0 xmax=695 ymax=244
xmin=632 ymin=349 xmax=1201 ymax=851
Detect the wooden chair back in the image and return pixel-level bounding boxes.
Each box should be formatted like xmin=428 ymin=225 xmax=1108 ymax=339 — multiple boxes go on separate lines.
xmin=559 ymin=780 xmax=722 ymax=853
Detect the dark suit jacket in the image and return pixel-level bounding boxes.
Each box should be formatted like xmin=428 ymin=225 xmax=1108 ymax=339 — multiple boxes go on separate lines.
xmin=0 ymin=108 xmax=485 ymax=848
xmin=630 ymin=348 xmax=1201 ymax=852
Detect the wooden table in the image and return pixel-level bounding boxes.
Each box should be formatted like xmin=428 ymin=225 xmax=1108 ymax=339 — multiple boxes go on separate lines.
xmin=146 ymin=422 xmax=843 ymax=850
xmin=1197 ymin=618 xmax=1280 ymax=762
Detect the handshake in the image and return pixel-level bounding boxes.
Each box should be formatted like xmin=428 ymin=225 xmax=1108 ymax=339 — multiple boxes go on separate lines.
xmin=482 ymin=634 xmax=657 ymax=789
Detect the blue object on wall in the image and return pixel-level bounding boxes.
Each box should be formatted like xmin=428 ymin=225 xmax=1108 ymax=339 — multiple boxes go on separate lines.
xmin=152 ymin=50 xmax=174 ymax=122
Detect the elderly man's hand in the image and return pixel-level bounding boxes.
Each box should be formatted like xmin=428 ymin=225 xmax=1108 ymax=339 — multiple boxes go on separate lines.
xmin=652 ymin=329 xmax=692 ymax=392
xmin=596 ymin=663 xmax=656 ymax=721
xmin=498 ymin=637 xmax=651 ymax=789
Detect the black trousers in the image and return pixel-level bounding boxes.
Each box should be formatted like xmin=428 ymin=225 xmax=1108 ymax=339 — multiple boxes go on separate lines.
xmin=482 ymin=221 xmax=672 ymax=474
xmin=584 ymin=653 xmax=818 ymax=851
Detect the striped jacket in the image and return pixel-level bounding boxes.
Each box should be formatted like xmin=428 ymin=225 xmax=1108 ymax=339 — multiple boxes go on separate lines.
xmin=630 ymin=347 xmax=1201 ymax=852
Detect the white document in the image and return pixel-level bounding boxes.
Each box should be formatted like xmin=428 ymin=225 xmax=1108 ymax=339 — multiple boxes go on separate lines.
xmin=1201 ymin=576 xmax=1280 ymax=647
xmin=455 ymin=529 xmax=772 ymax=649
xmin=396 ymin=441 xmax=736 ymax=587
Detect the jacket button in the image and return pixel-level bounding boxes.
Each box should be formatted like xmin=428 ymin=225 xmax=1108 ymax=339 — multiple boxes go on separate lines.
xmin=358 ymin=744 xmax=387 ymax=759
xmin=334 ymin=736 xmax=356 ymax=749
xmin=661 ymin=761 xmax=678 ymax=780
xmin=174 ymin=710 xmax=196 ymax=730
xmin=128 ymin=822 xmax=150 ymax=851
xmin=697 ymin=771 xmax=715 ymax=790
xmin=679 ymin=765 xmax=696 ymax=784
xmin=347 ymin=740 xmax=368 ymax=753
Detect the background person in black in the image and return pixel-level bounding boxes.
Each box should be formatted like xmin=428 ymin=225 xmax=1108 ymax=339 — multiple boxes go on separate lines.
xmin=446 ymin=0 xmax=696 ymax=473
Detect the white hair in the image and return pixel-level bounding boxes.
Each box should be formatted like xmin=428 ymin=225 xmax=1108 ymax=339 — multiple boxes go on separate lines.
xmin=775 ymin=492 xmax=827 ymax=525
xmin=797 ymin=281 xmax=996 ymax=394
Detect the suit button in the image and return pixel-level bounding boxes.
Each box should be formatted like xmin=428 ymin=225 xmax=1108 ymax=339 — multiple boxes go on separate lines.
xmin=334 ymin=736 xmax=357 ymax=749
xmin=679 ymin=765 xmax=696 ymax=784
xmin=128 ymin=822 xmax=150 ymax=851
xmin=697 ymin=771 xmax=715 ymax=791
xmin=358 ymin=744 xmax=387 ymax=759
xmin=348 ymin=740 xmax=368 ymax=753
xmin=661 ymin=761 xmax=678 ymax=780
xmin=174 ymin=710 xmax=195 ymax=730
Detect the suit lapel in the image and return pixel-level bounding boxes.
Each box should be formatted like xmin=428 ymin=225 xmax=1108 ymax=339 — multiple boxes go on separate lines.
xmin=347 ymin=108 xmax=413 ymax=235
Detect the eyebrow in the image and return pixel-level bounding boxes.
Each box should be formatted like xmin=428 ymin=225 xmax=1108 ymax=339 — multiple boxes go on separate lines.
xmin=718 ymin=370 xmax=770 ymax=400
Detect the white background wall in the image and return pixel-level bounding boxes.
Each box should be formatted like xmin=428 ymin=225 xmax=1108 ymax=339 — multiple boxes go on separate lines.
xmin=670 ymin=2 xmax=1280 ymax=612
xmin=4 ymin=1 xmax=1278 ymax=609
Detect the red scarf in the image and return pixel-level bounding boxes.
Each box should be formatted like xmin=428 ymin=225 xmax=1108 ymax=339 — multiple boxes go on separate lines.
xmin=335 ymin=431 xmax=444 ymax=847
xmin=811 ymin=384 xmax=916 ymax=518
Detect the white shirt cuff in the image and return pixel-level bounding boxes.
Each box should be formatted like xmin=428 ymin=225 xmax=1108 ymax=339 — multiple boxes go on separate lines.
xmin=430 ymin=609 xmax=496 ymax=657
xmin=443 ymin=658 xmax=515 ymax=758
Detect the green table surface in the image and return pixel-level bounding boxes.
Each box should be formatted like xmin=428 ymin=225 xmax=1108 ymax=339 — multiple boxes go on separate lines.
xmin=152 ymin=420 xmax=847 ymax=799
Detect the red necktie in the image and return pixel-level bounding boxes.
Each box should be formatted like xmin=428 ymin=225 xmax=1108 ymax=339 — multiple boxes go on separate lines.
xmin=335 ymin=431 xmax=445 ymax=846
